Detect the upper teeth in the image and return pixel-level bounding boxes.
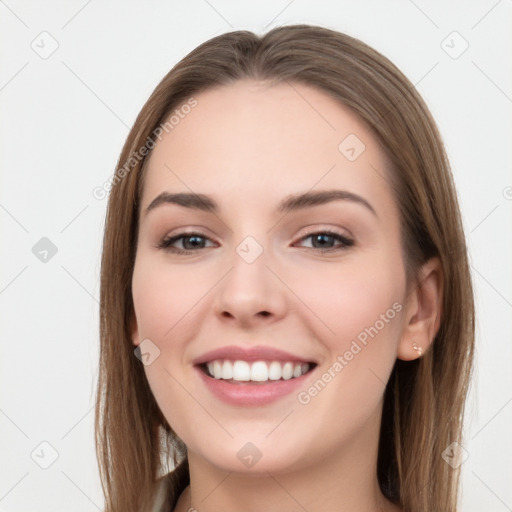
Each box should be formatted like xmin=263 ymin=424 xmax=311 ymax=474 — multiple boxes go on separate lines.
xmin=206 ymin=360 xmax=311 ymax=382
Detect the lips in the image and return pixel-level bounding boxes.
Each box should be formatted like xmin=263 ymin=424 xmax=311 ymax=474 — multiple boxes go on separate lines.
xmin=194 ymin=358 xmax=318 ymax=406
xmin=192 ymin=344 xmax=317 ymax=366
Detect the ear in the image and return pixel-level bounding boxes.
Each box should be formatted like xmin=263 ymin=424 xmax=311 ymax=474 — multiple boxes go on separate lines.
xmin=397 ymin=257 xmax=443 ymax=361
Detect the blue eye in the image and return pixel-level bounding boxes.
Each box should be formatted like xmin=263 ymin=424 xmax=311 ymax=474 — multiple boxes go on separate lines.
xmin=157 ymin=233 xmax=215 ymax=254
xmin=297 ymin=230 xmax=354 ymax=252
xmin=157 ymin=230 xmax=354 ymax=255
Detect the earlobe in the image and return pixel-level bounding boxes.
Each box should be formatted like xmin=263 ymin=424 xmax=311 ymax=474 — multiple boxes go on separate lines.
xmin=412 ymin=341 xmax=423 ymax=356
xmin=399 ymin=339 xmax=424 ymax=361
xmin=397 ymin=257 xmax=443 ymax=361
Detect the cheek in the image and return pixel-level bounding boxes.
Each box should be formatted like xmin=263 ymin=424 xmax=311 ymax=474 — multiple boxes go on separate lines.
xmin=289 ymin=257 xmax=405 ymax=355
xmin=131 ymin=258 xmax=208 ymax=342
xmin=290 ymin=263 xmax=404 ymax=439
xmin=131 ymin=260 xmax=205 ymax=438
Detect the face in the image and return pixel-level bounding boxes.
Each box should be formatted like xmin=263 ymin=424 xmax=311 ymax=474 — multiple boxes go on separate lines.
xmin=131 ymin=80 xmax=409 ymax=474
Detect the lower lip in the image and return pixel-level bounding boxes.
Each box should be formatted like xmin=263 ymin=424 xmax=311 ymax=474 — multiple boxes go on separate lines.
xmin=195 ymin=365 xmax=315 ymax=407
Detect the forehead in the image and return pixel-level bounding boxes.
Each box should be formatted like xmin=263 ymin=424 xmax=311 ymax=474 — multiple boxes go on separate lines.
xmin=141 ymin=80 xmax=395 ymax=214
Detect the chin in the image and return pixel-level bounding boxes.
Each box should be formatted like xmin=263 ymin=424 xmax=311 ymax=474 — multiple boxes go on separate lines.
xmin=189 ymin=440 xmax=308 ymax=475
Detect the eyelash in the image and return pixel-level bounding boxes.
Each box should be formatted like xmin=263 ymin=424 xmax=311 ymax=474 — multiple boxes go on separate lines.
xmin=156 ymin=229 xmax=354 ymax=255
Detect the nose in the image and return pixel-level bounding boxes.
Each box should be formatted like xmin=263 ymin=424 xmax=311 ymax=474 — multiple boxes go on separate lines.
xmin=212 ymin=242 xmax=287 ymax=329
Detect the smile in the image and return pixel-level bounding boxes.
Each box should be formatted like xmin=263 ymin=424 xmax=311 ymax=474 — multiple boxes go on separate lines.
xmin=195 ymin=360 xmax=318 ymax=407
xmin=203 ymin=359 xmax=314 ymax=382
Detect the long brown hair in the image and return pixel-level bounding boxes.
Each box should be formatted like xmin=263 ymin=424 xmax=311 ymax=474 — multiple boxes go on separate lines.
xmin=95 ymin=24 xmax=475 ymax=512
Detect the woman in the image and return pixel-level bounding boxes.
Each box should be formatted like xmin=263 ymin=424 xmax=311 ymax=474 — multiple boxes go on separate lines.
xmin=95 ymin=25 xmax=474 ymax=512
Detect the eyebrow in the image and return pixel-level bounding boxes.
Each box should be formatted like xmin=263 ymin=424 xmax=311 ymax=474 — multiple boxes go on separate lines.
xmin=144 ymin=189 xmax=377 ymax=217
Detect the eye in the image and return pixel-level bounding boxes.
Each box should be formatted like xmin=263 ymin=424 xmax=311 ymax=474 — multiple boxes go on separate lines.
xmin=156 ymin=233 xmax=216 ymax=254
xmin=295 ymin=230 xmax=354 ymax=252
xmin=156 ymin=229 xmax=354 ymax=255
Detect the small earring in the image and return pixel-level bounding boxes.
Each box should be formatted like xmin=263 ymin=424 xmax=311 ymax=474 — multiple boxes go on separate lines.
xmin=412 ymin=342 xmax=423 ymax=356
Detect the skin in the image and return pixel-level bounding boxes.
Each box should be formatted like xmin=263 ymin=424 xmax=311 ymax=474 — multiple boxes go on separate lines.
xmin=131 ymin=80 xmax=442 ymax=512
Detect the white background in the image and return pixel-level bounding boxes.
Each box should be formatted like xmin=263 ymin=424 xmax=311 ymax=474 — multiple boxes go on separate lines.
xmin=1 ymin=1 xmax=511 ymax=511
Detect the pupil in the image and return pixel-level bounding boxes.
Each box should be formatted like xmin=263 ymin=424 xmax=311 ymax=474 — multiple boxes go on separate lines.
xmin=184 ymin=236 xmax=204 ymax=249
xmin=313 ymin=234 xmax=333 ymax=248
